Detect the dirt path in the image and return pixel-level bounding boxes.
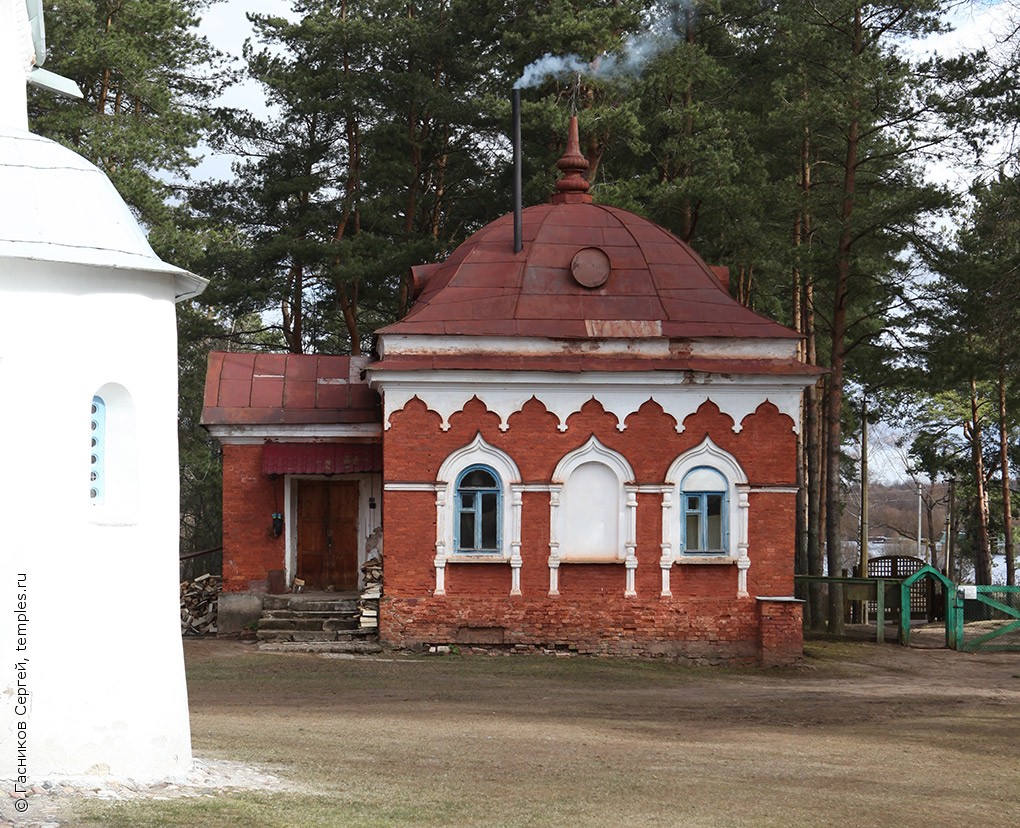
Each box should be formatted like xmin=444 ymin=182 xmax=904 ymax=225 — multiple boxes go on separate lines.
xmin=16 ymin=639 xmax=1020 ymax=827
xmin=183 ymin=638 xmax=1020 ymax=827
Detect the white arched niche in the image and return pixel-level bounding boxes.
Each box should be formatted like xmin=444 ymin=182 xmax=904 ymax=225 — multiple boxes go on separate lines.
xmin=434 ymin=433 xmax=523 ymax=595
xmin=661 ymin=436 xmax=750 ymax=597
xmin=548 ymin=436 xmax=638 ymax=596
xmin=90 ymin=382 xmax=139 ymax=524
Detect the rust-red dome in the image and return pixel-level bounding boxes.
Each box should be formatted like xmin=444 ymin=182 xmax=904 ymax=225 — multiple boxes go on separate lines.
xmin=377 ymin=116 xmax=797 ymax=343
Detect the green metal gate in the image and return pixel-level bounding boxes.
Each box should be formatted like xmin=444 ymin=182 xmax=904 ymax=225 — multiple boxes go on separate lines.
xmin=951 ymin=585 xmax=1020 ymax=652
xmin=898 ymin=566 xmax=954 ymax=648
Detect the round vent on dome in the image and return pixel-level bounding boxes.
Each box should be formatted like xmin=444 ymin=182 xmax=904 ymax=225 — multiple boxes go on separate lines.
xmin=570 ymin=247 xmax=611 ymax=288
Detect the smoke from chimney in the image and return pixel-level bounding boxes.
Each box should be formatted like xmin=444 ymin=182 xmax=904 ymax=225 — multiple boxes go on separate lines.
xmin=513 ymin=5 xmax=691 ymax=90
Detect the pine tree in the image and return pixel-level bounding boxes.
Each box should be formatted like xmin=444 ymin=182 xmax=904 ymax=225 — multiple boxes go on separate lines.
xmin=28 ymin=0 xmax=229 ymax=554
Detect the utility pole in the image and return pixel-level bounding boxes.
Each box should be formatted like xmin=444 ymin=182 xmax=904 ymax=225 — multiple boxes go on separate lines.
xmin=859 ymin=396 xmax=869 ymax=581
xmin=858 ymin=397 xmax=868 ymax=626
xmin=916 ymin=481 xmax=923 ymax=561
xmin=947 ymin=477 xmax=956 ymax=578
xmin=943 ymin=501 xmax=951 ymax=573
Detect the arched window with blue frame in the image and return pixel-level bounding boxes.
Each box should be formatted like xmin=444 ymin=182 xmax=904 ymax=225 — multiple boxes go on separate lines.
xmin=90 ymin=395 xmax=106 ymax=504
xmin=455 ymin=465 xmax=501 ymax=554
xmin=681 ymin=466 xmax=728 ymax=554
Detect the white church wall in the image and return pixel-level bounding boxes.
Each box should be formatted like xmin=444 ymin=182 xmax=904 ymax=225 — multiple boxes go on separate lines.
xmin=0 ymin=257 xmax=192 ymax=778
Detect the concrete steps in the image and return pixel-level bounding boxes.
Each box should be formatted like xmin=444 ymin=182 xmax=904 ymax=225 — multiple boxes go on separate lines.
xmin=255 ymin=593 xmax=377 ymax=650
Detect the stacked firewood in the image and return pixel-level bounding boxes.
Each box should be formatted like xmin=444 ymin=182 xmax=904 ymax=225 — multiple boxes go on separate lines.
xmin=180 ymin=573 xmax=221 ymax=635
xmin=359 ymin=553 xmax=382 ymax=630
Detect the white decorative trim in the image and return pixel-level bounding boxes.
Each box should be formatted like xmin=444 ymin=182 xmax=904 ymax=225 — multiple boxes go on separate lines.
xmin=510 ymin=485 xmax=524 ymax=595
xmin=673 ymin=556 xmax=734 ymax=565
xmin=665 ymin=436 xmax=748 ymax=486
xmin=550 ymin=437 xmax=634 ymax=575
xmin=207 ymin=423 xmax=381 ymax=444
xmin=371 ymin=372 xmax=808 ymax=434
xmin=552 ymin=435 xmax=635 ymax=484
xmin=548 ymin=488 xmax=561 ymax=596
xmin=437 ymin=432 xmax=522 ymax=485
xmin=384 ymin=482 xmax=436 ymax=492
xmin=434 ymin=486 xmax=447 ymax=595
xmin=284 ymin=475 xmax=295 ymax=584
xmin=624 ymin=485 xmax=638 ymax=597
xmin=749 ymin=486 xmax=799 ymax=494
xmin=660 ymin=492 xmax=674 ymax=597
xmin=663 ymin=437 xmax=749 ymax=596
xmin=638 ymin=484 xmax=671 ymax=494
xmin=736 ymin=485 xmax=751 ymax=597
xmin=433 ymin=434 xmax=522 ymax=594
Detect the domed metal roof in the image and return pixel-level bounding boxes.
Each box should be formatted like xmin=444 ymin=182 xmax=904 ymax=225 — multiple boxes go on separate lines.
xmin=0 ymin=126 xmax=206 ymax=299
xmin=378 ymin=117 xmax=796 ymax=344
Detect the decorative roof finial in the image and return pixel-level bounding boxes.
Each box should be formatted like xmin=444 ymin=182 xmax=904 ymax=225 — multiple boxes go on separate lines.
xmin=551 ymin=115 xmax=592 ymax=205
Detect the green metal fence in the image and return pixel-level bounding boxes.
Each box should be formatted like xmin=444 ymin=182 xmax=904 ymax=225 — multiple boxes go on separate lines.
xmin=794 ymin=568 xmax=1020 ymax=652
xmin=951 ymin=585 xmax=1020 ymax=652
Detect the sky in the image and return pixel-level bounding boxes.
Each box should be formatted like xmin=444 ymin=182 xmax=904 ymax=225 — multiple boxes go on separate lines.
xmin=193 ymin=0 xmax=1017 ymax=181
xmin=192 ymin=1 xmax=1016 ymax=486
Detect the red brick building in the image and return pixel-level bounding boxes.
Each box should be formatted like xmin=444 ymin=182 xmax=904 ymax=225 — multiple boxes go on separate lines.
xmin=203 ymin=119 xmax=820 ymax=665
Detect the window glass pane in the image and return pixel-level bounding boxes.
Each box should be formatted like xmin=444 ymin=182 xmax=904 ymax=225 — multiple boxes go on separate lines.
xmin=687 ymin=495 xmax=700 ymax=511
xmin=480 ymin=493 xmax=498 ymax=550
xmin=90 ymin=395 xmax=105 ymax=504
xmin=461 ymin=469 xmax=496 ymax=489
xmin=686 ymin=512 xmax=702 ymax=551
xmin=461 ymin=493 xmax=474 ymax=509
xmin=706 ymin=494 xmax=724 ymax=549
xmin=459 ymin=510 xmax=476 ymax=550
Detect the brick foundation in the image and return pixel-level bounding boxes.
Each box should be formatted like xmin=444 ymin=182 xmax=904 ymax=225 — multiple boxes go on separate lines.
xmin=382 ymin=595 xmax=762 ymax=664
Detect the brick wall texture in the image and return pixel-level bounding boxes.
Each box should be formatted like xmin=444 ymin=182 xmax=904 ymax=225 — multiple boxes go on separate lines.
xmin=381 ymin=396 xmax=804 ymax=666
xmin=221 ymin=443 xmax=285 ymax=593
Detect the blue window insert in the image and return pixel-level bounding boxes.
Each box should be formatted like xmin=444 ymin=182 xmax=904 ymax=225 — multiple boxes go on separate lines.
xmin=455 ymin=465 xmax=501 ymax=553
xmin=90 ymin=395 xmax=106 ymax=505
xmin=681 ymin=467 xmax=727 ymax=554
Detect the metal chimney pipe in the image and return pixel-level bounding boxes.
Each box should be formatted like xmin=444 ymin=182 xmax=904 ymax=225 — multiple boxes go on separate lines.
xmin=512 ymin=88 xmax=523 ymax=254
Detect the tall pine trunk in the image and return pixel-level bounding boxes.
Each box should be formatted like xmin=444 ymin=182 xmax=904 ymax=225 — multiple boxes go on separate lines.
xmin=822 ymin=3 xmax=864 ymax=635
xmin=969 ymin=374 xmax=993 ymax=585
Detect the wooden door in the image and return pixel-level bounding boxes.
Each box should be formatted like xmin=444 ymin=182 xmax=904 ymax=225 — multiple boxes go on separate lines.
xmin=296 ymin=480 xmax=359 ymax=590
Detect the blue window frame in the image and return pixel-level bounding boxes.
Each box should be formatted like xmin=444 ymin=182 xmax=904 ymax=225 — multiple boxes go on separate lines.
xmin=681 ymin=467 xmax=727 ymax=554
xmin=90 ymin=395 xmax=106 ymax=504
xmin=455 ymin=465 xmax=501 ymax=553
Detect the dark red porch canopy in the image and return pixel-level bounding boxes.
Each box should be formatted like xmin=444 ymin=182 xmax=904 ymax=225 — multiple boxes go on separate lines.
xmin=262 ymin=442 xmax=382 ymax=476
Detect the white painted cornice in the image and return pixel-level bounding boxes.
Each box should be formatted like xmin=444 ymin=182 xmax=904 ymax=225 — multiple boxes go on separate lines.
xmin=370 ymin=370 xmax=809 ymax=434
xmin=205 ymin=423 xmax=382 ymax=444
xmin=377 ymin=333 xmax=801 ymax=360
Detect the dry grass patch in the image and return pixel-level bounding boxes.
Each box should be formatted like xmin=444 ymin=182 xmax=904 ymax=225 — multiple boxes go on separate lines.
xmin=74 ymin=640 xmax=1020 ymax=827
